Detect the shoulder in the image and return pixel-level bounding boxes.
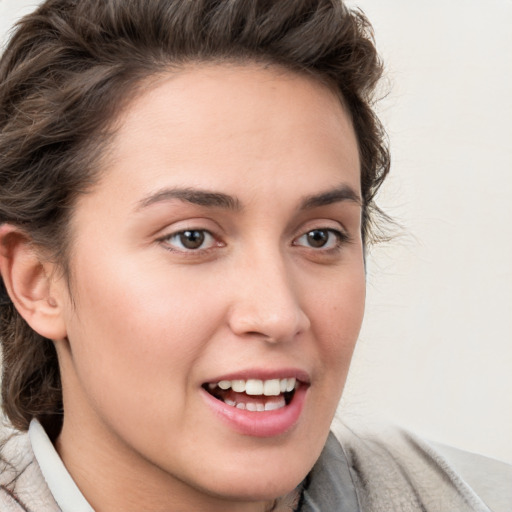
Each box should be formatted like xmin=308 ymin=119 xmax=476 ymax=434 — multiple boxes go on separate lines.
xmin=330 ymin=422 xmax=511 ymax=512
xmin=432 ymin=441 xmax=512 ymax=512
xmin=0 ymin=422 xmax=60 ymax=512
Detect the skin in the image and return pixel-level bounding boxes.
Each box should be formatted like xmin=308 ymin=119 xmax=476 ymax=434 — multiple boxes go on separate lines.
xmin=23 ymin=65 xmax=365 ymax=511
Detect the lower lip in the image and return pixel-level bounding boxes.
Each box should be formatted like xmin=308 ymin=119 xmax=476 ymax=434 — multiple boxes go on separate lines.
xmin=201 ymin=385 xmax=308 ymax=438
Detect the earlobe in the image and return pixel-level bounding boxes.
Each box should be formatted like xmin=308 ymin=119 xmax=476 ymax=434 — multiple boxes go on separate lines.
xmin=0 ymin=224 xmax=67 ymax=341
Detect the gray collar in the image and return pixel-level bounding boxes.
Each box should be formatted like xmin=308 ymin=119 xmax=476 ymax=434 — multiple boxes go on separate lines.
xmin=300 ymin=432 xmax=360 ymax=512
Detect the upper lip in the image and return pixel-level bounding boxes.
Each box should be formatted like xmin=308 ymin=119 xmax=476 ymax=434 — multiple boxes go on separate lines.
xmin=203 ymin=368 xmax=311 ymax=385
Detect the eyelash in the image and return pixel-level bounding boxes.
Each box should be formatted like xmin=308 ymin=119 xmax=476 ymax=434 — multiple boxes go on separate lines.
xmin=158 ymin=227 xmax=350 ymax=254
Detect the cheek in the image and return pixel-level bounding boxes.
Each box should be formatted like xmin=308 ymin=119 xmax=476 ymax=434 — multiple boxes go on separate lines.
xmin=72 ymin=250 xmax=218 ymax=345
xmin=310 ymin=265 xmax=366 ymax=375
xmin=62 ymin=253 xmax=224 ymax=416
xmin=291 ymin=266 xmax=365 ymax=449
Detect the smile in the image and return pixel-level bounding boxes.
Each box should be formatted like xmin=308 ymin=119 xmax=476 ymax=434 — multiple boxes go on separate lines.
xmin=203 ymin=378 xmax=298 ymax=412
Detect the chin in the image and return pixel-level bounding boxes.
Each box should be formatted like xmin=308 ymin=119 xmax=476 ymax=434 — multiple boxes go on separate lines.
xmin=204 ymin=473 xmax=303 ymax=504
xmin=189 ymin=447 xmax=316 ymax=503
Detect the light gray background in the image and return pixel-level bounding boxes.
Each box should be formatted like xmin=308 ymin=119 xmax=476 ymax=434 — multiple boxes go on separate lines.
xmin=1 ymin=0 xmax=511 ymax=462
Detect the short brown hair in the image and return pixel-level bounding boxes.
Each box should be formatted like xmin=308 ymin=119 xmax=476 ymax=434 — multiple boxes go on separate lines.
xmin=0 ymin=0 xmax=389 ymax=435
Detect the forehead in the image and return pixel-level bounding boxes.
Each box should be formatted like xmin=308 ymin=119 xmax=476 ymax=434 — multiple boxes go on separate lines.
xmin=89 ymin=63 xmax=361 ymax=211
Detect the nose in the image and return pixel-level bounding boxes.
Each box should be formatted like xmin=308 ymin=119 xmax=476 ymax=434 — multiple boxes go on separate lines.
xmin=227 ymin=250 xmax=311 ymax=343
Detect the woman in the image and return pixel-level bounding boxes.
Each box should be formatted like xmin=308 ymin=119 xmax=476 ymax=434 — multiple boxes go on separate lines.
xmin=0 ymin=1 xmax=509 ymax=511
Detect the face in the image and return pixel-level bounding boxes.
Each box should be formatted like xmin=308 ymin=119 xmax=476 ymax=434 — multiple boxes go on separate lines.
xmin=53 ymin=64 xmax=365 ymax=510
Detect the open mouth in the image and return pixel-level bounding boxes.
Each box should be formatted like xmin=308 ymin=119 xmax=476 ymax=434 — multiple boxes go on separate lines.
xmin=202 ymin=378 xmax=298 ymax=412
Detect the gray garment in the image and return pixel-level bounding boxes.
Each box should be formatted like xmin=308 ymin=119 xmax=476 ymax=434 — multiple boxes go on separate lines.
xmin=1 ymin=423 xmax=511 ymax=511
xmin=301 ymin=432 xmax=360 ymax=511
xmin=431 ymin=442 xmax=512 ymax=512
xmin=315 ymin=425 xmax=511 ymax=512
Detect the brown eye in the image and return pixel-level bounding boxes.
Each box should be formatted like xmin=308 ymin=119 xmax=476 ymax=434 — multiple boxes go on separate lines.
xmin=179 ymin=230 xmax=205 ymax=249
xmin=163 ymin=229 xmax=216 ymax=251
xmin=306 ymin=229 xmax=329 ymax=248
xmin=294 ymin=228 xmax=345 ymax=250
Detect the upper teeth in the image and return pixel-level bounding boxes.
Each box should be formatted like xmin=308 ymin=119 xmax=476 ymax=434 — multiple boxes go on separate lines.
xmin=211 ymin=378 xmax=297 ymax=396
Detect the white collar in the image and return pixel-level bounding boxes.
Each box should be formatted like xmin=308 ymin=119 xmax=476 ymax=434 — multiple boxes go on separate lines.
xmin=29 ymin=419 xmax=95 ymax=512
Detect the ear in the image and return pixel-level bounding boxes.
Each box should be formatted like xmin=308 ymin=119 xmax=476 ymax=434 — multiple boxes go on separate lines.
xmin=0 ymin=224 xmax=67 ymax=341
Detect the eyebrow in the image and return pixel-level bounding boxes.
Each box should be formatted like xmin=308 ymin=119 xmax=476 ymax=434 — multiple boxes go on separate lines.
xmin=299 ymin=185 xmax=362 ymax=210
xmin=137 ymin=187 xmax=241 ymax=211
xmin=136 ymin=184 xmax=361 ymax=212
